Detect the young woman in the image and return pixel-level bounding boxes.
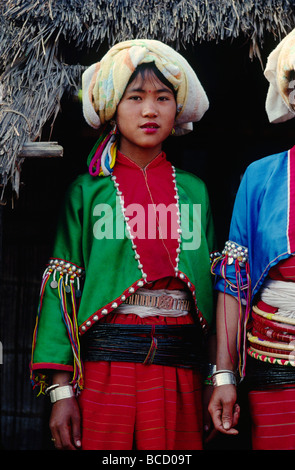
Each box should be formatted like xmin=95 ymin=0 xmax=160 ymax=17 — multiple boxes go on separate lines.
xmin=30 ymin=39 xmax=216 ymax=450
xmin=209 ymin=29 xmax=295 ymax=450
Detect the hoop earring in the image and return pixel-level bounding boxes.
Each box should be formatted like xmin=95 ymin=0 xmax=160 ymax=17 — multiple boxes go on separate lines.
xmin=110 ymin=119 xmax=118 ymax=134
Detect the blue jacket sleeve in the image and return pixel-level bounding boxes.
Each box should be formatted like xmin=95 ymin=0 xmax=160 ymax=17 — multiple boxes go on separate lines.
xmin=213 ymin=169 xmax=251 ymax=303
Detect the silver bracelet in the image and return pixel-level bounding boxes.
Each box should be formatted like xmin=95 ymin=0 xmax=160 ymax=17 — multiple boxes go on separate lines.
xmin=206 ymin=363 xmax=216 ymax=376
xmin=45 ymin=383 xmax=60 ymax=394
xmin=212 ymin=370 xmax=237 ymax=387
xmin=47 ymin=385 xmax=74 ymax=403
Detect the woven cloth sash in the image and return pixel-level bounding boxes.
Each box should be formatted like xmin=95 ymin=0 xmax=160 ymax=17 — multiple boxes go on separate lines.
xmin=260 ymin=279 xmax=295 ymax=319
xmin=248 ymin=279 xmax=295 ymax=358
xmin=247 ymin=278 xmax=295 ymax=385
xmin=82 ymin=323 xmax=203 ymax=368
xmin=114 ymin=288 xmax=192 ymax=318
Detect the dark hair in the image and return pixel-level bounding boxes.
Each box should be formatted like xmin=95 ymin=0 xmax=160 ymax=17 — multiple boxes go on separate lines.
xmin=126 ymin=62 xmax=177 ymax=99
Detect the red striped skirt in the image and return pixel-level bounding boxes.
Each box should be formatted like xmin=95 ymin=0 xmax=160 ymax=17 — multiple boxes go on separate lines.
xmin=78 ymin=312 xmax=203 ymax=450
xmin=247 ymin=257 xmax=295 ymax=449
xmin=249 ymin=387 xmax=295 ymax=450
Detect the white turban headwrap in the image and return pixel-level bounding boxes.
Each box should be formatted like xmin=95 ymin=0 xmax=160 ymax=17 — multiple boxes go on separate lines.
xmin=82 ymin=39 xmax=209 ymax=136
xmin=265 ymin=29 xmax=295 ymax=123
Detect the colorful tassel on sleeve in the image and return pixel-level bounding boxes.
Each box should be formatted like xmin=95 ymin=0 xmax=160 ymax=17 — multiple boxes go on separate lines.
xmin=30 ymin=259 xmax=85 ymax=394
xmin=211 ymin=242 xmax=252 ymax=378
xmin=30 ymin=268 xmax=52 ymax=394
xmin=57 ymin=275 xmax=84 ymax=392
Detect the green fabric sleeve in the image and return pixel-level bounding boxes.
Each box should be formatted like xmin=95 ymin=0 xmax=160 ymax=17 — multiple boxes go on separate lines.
xmin=31 ymin=180 xmax=85 ymax=375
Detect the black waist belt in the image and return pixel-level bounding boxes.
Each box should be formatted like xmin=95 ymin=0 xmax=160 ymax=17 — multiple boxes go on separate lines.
xmin=245 ymin=356 xmax=295 ymax=390
xmin=82 ymin=323 xmax=203 ymax=369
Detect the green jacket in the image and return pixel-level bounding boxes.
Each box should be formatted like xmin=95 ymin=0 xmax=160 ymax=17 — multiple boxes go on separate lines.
xmin=31 ymin=168 xmax=216 ymax=387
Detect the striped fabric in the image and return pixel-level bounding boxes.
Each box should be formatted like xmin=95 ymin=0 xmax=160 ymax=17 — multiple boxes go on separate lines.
xmin=78 ymin=307 xmax=203 ymax=450
xmin=78 ymin=361 xmax=203 ymax=450
xmin=249 ymin=388 xmax=295 ymax=450
xmin=247 ymin=257 xmax=295 ymax=449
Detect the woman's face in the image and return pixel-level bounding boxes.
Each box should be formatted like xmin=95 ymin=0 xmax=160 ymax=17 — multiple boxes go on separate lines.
xmin=116 ymin=71 xmax=177 ymax=162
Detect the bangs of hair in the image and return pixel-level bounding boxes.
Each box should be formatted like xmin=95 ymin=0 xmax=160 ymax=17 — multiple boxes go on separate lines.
xmin=126 ymin=63 xmax=177 ymax=98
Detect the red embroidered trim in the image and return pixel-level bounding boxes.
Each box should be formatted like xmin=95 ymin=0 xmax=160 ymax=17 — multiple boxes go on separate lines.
xmin=31 ymin=362 xmax=73 ymax=372
xmin=287 ymin=146 xmax=295 ymax=253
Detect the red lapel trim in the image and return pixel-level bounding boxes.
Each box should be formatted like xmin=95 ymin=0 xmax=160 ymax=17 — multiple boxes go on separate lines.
xmin=287 ymin=146 xmax=295 ymax=253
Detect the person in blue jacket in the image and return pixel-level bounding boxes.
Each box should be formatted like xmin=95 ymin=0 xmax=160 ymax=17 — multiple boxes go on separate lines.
xmin=209 ymin=29 xmax=295 ymax=450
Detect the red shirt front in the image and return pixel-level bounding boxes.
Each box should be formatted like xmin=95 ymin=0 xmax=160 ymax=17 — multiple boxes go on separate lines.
xmin=112 ymin=151 xmax=182 ymax=286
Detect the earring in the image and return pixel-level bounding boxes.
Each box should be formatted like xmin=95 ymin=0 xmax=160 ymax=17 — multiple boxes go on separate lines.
xmin=110 ymin=120 xmax=119 ymax=135
xmin=170 ymin=127 xmax=175 ymax=136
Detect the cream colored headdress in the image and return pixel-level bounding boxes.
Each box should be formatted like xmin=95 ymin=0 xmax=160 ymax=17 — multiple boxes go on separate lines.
xmin=265 ymin=29 xmax=295 ymax=123
xmin=82 ymin=39 xmax=209 ymax=136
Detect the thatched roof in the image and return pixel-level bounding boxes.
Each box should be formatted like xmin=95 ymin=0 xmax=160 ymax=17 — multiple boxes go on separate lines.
xmin=1 ymin=0 xmax=295 ymax=198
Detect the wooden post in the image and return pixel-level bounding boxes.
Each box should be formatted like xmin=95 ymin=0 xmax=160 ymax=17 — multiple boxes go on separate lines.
xmin=18 ymin=142 xmax=63 ymax=158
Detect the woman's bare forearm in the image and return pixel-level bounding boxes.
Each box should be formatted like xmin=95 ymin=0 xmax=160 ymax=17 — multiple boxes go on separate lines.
xmin=215 ymin=292 xmax=241 ymax=371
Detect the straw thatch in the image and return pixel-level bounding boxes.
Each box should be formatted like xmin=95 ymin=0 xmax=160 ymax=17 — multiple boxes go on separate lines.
xmin=1 ymin=0 xmax=295 ymax=199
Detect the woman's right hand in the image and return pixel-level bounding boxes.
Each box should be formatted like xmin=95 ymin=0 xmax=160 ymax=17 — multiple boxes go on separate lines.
xmin=208 ymin=384 xmax=240 ymax=435
xmin=49 ymin=396 xmax=82 ymax=450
